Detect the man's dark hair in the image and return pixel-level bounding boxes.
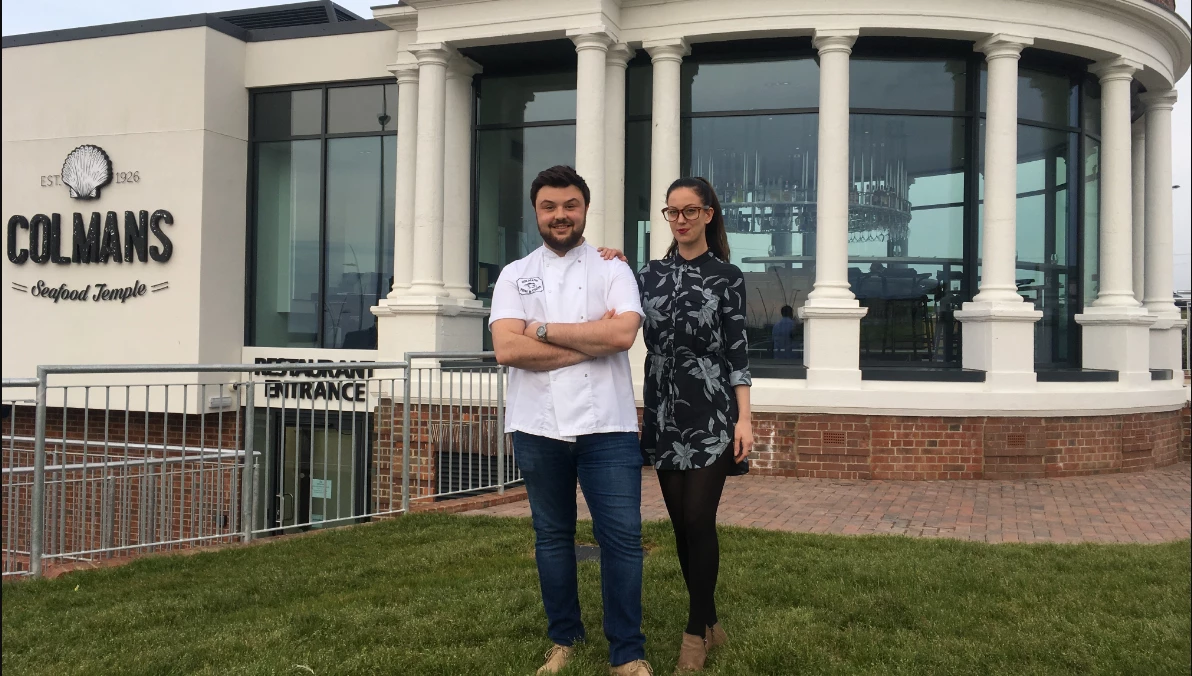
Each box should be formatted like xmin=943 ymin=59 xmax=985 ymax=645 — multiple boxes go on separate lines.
xmin=530 ymin=165 xmax=590 ymax=207
xmin=781 ymin=305 xmax=794 ymax=319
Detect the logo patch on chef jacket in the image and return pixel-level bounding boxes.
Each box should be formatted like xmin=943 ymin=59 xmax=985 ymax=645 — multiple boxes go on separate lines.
xmin=517 ymin=277 xmax=544 ymax=295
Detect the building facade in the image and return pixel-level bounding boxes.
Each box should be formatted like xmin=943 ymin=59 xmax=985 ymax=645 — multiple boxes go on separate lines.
xmin=3 ymin=0 xmax=1190 ymax=482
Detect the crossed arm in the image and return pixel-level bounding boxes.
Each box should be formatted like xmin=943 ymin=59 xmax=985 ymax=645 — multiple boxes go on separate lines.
xmin=491 ymin=312 xmax=641 ymax=372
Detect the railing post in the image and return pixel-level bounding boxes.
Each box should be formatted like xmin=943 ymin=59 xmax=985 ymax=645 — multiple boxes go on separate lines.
xmin=240 ymin=381 xmax=256 ymax=543
xmin=496 ymin=365 xmax=505 ymax=494
xmin=402 ymin=359 xmax=412 ymax=513
xmin=30 ymin=367 xmax=47 ymax=578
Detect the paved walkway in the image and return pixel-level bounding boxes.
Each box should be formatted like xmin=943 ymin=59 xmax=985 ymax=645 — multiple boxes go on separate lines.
xmin=465 ymin=462 xmax=1192 ymax=543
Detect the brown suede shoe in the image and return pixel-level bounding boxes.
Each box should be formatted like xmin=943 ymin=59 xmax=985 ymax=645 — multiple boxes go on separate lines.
xmin=537 ymin=644 xmax=574 ymax=674
xmin=610 ymin=659 xmax=654 ymax=676
xmin=674 ymin=633 xmax=707 ymax=672
xmin=705 ymin=623 xmax=727 ymax=650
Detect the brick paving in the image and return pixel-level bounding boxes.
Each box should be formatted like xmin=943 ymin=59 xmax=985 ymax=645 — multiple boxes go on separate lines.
xmin=464 ymin=461 xmax=1192 ymax=543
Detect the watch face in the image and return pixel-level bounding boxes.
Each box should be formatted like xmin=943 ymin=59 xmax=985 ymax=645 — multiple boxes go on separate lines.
xmin=537 ymin=324 xmax=547 ymax=340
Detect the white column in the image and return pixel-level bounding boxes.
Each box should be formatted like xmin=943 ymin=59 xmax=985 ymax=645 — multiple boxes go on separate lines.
xmin=1131 ymin=119 xmax=1146 ymax=302
xmin=798 ymin=29 xmax=867 ymax=389
xmin=387 ymin=63 xmax=418 ymax=298
xmin=372 ymin=44 xmax=488 ymax=359
xmin=604 ymin=44 xmax=634 ymax=253
xmin=644 ymin=38 xmax=688 ymax=261
xmin=1140 ymin=89 xmax=1186 ymax=375
xmin=1075 ymin=58 xmax=1155 ymax=386
xmin=408 ymin=43 xmax=450 ymax=297
xmin=569 ymin=28 xmax=613 ymax=246
xmin=443 ymin=55 xmax=482 ymax=301
xmin=954 ymin=35 xmax=1042 ymax=391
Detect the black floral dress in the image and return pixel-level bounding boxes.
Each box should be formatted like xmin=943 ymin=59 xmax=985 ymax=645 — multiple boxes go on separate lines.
xmin=639 ymin=251 xmax=752 ymax=471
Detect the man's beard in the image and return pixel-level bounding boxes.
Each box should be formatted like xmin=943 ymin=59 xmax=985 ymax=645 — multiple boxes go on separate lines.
xmin=538 ymin=216 xmax=585 ymax=252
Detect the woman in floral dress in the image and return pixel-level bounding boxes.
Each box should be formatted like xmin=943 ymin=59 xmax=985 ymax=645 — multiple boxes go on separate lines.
xmin=639 ymin=177 xmax=753 ymax=672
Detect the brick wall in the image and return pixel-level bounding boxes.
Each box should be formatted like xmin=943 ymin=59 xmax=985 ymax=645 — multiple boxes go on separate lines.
xmin=749 ymin=408 xmax=1188 ymax=480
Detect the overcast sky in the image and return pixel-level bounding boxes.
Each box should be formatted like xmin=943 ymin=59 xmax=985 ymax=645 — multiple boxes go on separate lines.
xmin=4 ymin=0 xmax=1190 ymax=291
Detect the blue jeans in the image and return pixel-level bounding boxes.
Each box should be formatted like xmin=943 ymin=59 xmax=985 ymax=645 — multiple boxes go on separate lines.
xmin=513 ymin=431 xmax=645 ymax=666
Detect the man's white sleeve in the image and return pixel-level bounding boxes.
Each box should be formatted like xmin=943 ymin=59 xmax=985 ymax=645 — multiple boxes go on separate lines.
xmin=488 ymin=266 xmax=526 ymax=326
xmin=606 ymin=260 xmax=644 ymax=319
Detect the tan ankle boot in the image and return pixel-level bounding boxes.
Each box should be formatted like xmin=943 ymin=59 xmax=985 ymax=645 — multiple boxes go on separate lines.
xmin=610 ymin=658 xmax=654 ymax=675
xmin=674 ymin=633 xmax=707 ymax=672
xmin=705 ymin=623 xmax=727 ymax=650
xmin=537 ymin=644 xmax=574 ymax=674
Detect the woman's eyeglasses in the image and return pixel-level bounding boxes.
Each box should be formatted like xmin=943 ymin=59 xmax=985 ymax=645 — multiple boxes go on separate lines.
xmin=661 ymin=206 xmax=709 ymax=222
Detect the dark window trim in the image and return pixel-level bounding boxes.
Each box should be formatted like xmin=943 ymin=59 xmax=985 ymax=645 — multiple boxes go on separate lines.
xmin=246 ymin=79 xmax=398 ymax=349
xmin=474 ymin=119 xmax=577 ymax=131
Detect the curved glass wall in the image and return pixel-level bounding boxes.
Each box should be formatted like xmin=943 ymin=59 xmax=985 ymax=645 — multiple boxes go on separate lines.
xmin=665 ymin=43 xmax=1101 ymax=370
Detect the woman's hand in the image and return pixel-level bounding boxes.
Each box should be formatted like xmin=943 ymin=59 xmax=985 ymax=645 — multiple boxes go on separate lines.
xmin=733 ymin=418 xmax=753 ymax=462
xmin=596 ymin=247 xmax=628 ymax=263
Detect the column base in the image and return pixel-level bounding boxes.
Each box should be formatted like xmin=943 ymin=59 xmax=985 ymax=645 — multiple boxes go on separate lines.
xmin=798 ymin=304 xmax=868 ymax=389
xmin=1074 ymin=306 xmax=1157 ymax=387
xmin=954 ymin=301 xmax=1042 ymax=391
xmin=1148 ymin=314 xmax=1187 ymax=376
xmin=371 ymin=296 xmax=489 ymax=359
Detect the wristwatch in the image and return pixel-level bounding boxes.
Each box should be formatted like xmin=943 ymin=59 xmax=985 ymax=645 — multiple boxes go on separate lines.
xmin=536 ymin=323 xmax=549 ymax=342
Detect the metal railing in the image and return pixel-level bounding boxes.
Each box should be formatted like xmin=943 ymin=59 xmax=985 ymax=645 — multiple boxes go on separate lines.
xmin=2 ymin=353 xmax=514 ymax=577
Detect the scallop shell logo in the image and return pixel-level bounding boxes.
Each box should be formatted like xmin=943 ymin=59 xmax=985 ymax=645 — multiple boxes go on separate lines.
xmin=60 ymin=144 xmax=113 ymax=200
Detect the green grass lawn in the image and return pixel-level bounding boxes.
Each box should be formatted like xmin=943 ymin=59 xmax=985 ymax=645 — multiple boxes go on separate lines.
xmin=3 ymin=514 xmax=1189 ymax=676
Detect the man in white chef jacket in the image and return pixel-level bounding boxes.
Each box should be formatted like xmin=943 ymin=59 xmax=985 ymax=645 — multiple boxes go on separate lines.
xmin=489 ymin=165 xmax=650 ymax=676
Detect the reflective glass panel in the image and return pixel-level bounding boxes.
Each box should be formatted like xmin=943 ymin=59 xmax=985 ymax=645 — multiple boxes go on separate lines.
xmin=1082 ymin=77 xmax=1101 ymax=135
xmin=323 ymin=136 xmax=396 ymax=349
xmin=851 ymin=59 xmax=967 ymax=111
xmin=625 ymin=120 xmax=652 ymax=274
xmin=477 ymin=72 xmax=577 ymax=125
xmin=1014 ymin=126 xmax=1079 ymax=365
xmin=847 ymin=115 xmax=967 ymax=365
xmin=253 ymin=89 xmax=322 ymax=140
xmin=1083 ymin=138 xmax=1101 ymax=309
xmin=252 ymin=140 xmax=322 ymax=347
xmin=981 ymin=67 xmax=1077 ymax=126
xmin=686 ymin=113 xmax=819 ymax=361
xmin=627 ymin=62 xmax=652 ymax=117
xmin=327 ymin=84 xmax=399 ymax=133
xmin=474 ymin=125 xmax=577 ymax=300
xmin=682 ymin=58 xmax=818 ymax=113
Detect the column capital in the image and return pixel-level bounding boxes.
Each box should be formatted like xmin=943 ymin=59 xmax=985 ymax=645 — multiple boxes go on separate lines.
xmin=1140 ymin=88 xmax=1177 ymax=111
xmin=1090 ymin=57 xmax=1143 ymax=83
xmin=975 ymin=34 xmax=1033 ymax=59
xmin=644 ymin=38 xmax=690 ymax=63
xmin=812 ymin=29 xmax=859 ymax=54
xmin=567 ymin=27 xmax=616 ymax=52
xmin=387 ymin=62 xmax=420 ymax=85
xmin=606 ymin=43 xmax=635 ymax=69
xmin=409 ymin=42 xmax=453 ymax=67
xmin=446 ymin=54 xmax=482 ymax=80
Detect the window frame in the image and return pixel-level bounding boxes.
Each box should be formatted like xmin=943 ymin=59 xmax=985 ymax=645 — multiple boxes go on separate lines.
xmin=245 ymin=79 xmax=398 ymax=349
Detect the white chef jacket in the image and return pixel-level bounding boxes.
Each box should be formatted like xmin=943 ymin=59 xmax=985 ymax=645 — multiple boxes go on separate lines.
xmin=488 ymin=243 xmax=643 ymax=441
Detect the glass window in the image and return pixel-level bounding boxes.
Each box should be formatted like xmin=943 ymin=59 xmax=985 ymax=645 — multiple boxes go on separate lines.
xmin=624 ymin=120 xmax=652 ymax=274
xmin=477 ymin=72 xmax=577 ymax=125
xmin=681 ymin=58 xmax=818 ymax=113
xmin=1083 ymin=138 xmax=1100 ymax=309
xmin=851 ymin=59 xmax=967 ymax=111
xmin=685 ymin=113 xmax=819 ymax=361
xmin=323 ymin=136 xmax=395 ymax=349
xmin=475 ymin=125 xmax=577 ymax=290
xmin=627 ymin=62 xmax=652 ymax=118
xmin=252 ymin=140 xmax=322 ymax=347
xmin=1014 ymin=126 xmax=1079 ymax=365
xmin=1082 ymin=77 xmax=1101 ymax=135
xmin=249 ymin=85 xmax=397 ymax=350
xmin=848 ymin=115 xmax=967 ymax=365
xmin=1018 ymin=68 xmax=1078 ymax=126
xmin=327 ymin=84 xmax=399 ymax=134
xmin=253 ymin=89 xmax=323 ymax=140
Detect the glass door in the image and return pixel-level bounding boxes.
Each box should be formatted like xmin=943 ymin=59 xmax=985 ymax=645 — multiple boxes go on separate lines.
xmin=271 ymin=412 xmax=368 ymax=533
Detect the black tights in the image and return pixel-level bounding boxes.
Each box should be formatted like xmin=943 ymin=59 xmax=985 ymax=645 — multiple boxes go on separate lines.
xmin=656 ymin=449 xmax=733 ymax=637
